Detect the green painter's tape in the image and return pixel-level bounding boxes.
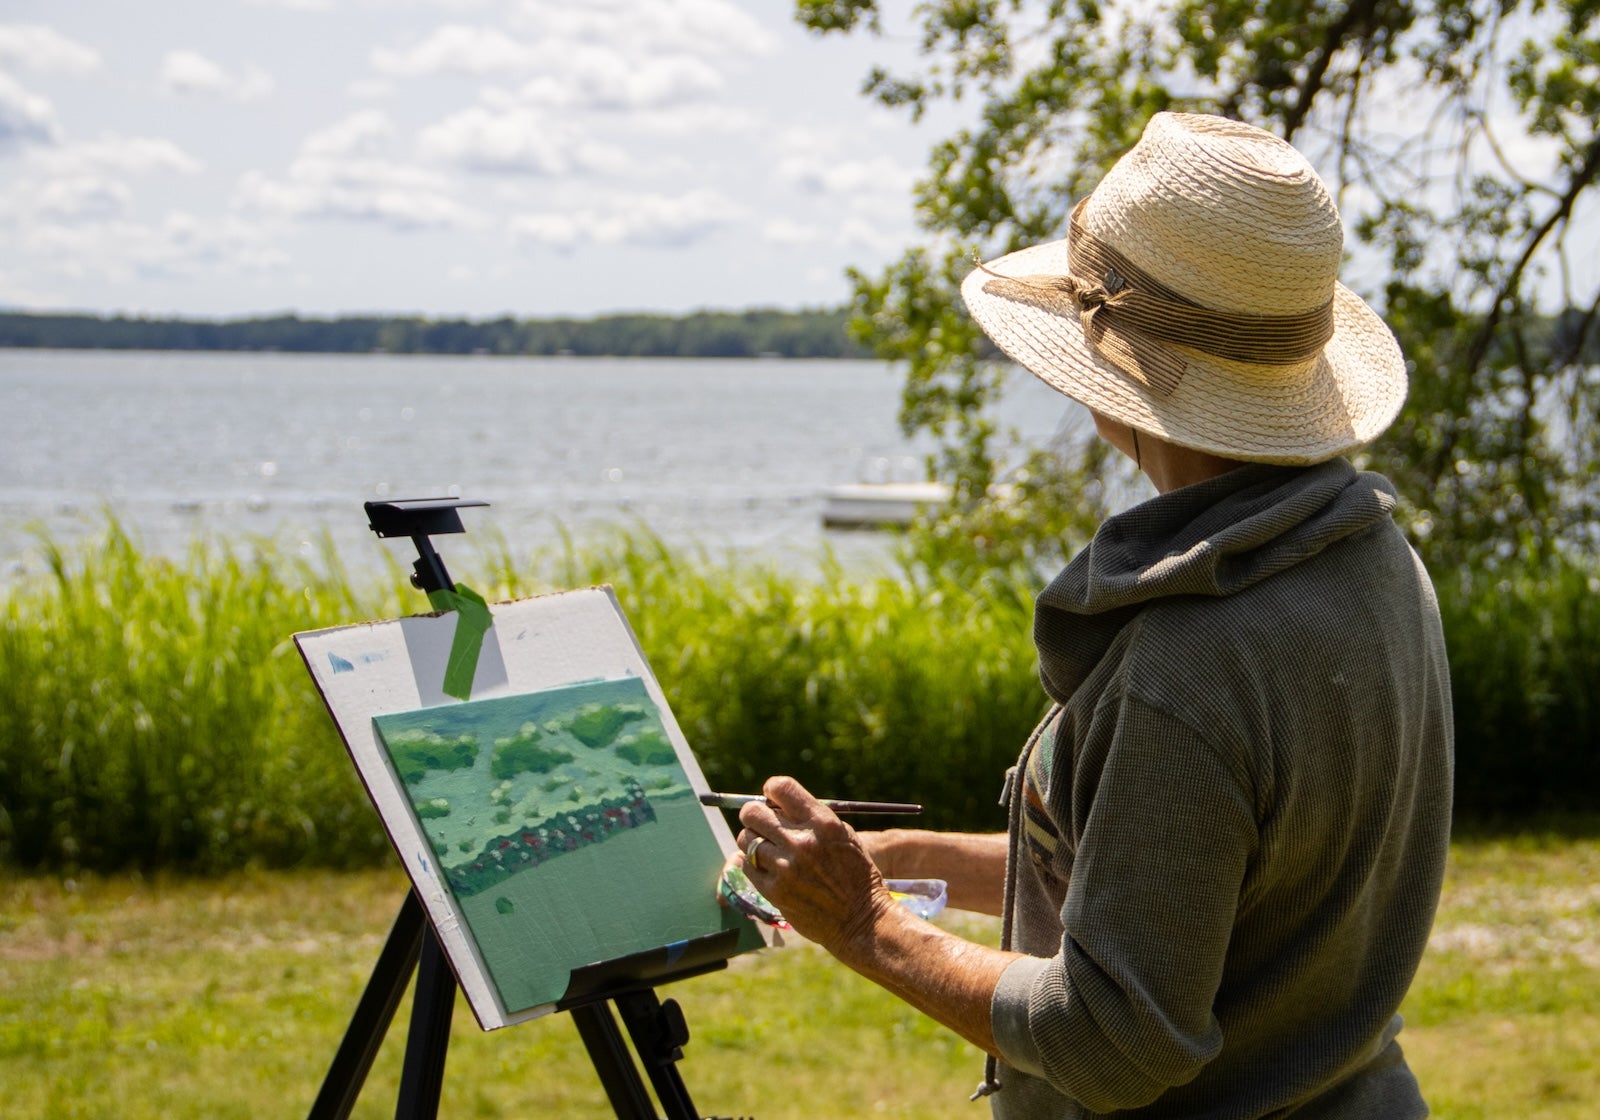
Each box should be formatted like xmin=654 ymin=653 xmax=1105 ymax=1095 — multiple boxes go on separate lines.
xmin=426 ymin=583 xmax=493 ymax=701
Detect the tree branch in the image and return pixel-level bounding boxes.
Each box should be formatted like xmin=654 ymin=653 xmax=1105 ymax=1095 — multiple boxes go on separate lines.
xmin=1426 ymin=133 xmax=1600 ymax=488
xmin=1282 ymin=0 xmax=1386 ymax=141
xmin=1553 ymin=284 xmax=1600 ymax=371
xmin=1462 ymin=133 xmax=1600 ymax=378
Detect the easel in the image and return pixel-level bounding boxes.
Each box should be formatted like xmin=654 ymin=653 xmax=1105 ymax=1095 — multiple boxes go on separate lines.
xmin=307 ymin=498 xmax=735 ymax=1120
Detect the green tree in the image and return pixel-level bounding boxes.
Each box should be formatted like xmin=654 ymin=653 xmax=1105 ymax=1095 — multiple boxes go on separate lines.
xmin=797 ymin=0 xmax=1600 ymax=569
xmin=490 ymin=727 xmax=573 ymax=779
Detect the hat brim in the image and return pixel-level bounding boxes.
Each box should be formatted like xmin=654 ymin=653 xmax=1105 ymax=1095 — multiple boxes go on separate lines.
xmin=961 ymin=238 xmax=1408 ymax=465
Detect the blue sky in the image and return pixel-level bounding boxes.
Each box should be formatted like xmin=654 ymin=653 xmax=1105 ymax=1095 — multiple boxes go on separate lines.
xmin=0 ymin=1 xmax=948 ymax=319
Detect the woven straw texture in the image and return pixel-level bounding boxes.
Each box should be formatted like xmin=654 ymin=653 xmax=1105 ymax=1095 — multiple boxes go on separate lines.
xmin=961 ymin=113 xmax=1407 ymax=465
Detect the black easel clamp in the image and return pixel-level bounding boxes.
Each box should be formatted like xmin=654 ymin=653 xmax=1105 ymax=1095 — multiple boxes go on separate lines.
xmin=618 ymin=991 xmax=698 ymax=1115
xmin=364 ymin=498 xmax=488 ymax=596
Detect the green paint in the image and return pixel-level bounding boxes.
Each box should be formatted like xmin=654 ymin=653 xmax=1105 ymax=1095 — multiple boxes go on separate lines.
xmin=415 ymin=798 xmax=451 ymax=819
xmin=568 ymin=702 xmax=646 ymax=747
xmin=383 ymin=730 xmax=478 ymax=785
xmin=490 ymin=726 xmax=573 ymax=779
xmin=371 ymin=676 xmax=761 ymax=1013
xmin=425 ymin=583 xmax=493 ymax=701
xmin=615 ymin=729 xmax=675 ymax=766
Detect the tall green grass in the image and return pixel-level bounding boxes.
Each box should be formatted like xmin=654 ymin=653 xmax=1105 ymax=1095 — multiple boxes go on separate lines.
xmin=0 ymin=525 xmax=1046 ymax=872
xmin=1437 ymin=557 xmax=1600 ymax=820
xmin=2 ymin=521 xmax=1596 ymax=872
xmin=0 ymin=525 xmax=402 ymax=871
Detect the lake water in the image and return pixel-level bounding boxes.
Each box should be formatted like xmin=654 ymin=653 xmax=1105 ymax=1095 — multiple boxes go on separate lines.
xmin=0 ymin=350 xmax=1075 ymax=581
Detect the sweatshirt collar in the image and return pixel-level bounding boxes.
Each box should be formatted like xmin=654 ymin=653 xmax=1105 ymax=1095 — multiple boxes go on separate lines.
xmin=1033 ymin=458 xmax=1398 ymax=703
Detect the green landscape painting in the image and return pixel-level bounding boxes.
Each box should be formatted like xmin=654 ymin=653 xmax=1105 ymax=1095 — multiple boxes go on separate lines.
xmin=371 ymin=676 xmax=759 ymax=1016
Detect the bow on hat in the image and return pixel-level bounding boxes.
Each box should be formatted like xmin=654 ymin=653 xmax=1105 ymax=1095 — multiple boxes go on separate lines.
xmin=978 ymin=199 xmax=1337 ymax=397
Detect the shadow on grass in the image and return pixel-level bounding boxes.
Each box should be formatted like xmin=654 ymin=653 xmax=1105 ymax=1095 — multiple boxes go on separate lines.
xmin=1450 ymin=811 xmax=1600 ymax=843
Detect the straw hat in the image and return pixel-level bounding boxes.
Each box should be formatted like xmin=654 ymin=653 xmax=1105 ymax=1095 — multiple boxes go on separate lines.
xmin=960 ymin=112 xmax=1407 ymax=465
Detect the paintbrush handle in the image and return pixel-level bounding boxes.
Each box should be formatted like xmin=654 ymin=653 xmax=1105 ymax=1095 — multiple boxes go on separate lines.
xmin=699 ymin=792 xmax=922 ymax=815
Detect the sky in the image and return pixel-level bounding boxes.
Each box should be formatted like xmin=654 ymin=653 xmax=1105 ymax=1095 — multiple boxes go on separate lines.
xmin=4 ymin=2 xmax=1590 ymax=324
xmin=0 ymin=0 xmax=948 ymax=319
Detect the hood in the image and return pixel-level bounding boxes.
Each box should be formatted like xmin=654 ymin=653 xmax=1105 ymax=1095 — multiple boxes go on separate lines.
xmin=1034 ymin=458 xmax=1398 ymax=703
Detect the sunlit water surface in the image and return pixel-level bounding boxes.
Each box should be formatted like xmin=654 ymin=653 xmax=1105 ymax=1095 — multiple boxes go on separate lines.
xmin=1 ymin=350 xmax=1074 ymax=582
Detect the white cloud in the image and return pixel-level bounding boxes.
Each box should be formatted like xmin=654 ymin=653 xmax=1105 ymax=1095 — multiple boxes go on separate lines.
xmin=8 ymin=210 xmax=289 ymax=284
xmin=777 ymin=153 xmax=911 ymax=195
xmin=417 ymin=105 xmax=626 ymax=174
xmin=235 ymin=151 xmax=474 ymax=230
xmin=303 ymin=109 xmax=397 ymax=157
xmin=246 ymin=0 xmax=334 ymax=10
xmin=760 ymin=213 xmax=909 ymax=256
xmin=836 ymin=215 xmax=911 ymax=256
xmin=160 ymin=50 xmax=276 ymax=101
xmin=355 ymin=0 xmax=497 ymax=11
xmin=35 ymin=175 xmax=133 ymax=221
xmin=372 ymin=24 xmax=537 ymax=77
xmin=511 ymin=188 xmax=741 ymax=251
xmin=372 ymin=3 xmax=766 ymax=108
xmin=774 ymin=130 xmax=917 ymax=198
xmin=0 ymin=134 xmax=202 ymax=231
xmin=0 ymin=24 xmax=102 ymax=76
xmin=511 ymin=0 xmax=776 ymax=60
xmin=762 ymin=218 xmax=818 ymax=246
xmin=768 ymin=129 xmax=920 ymax=246
xmin=33 ymin=134 xmax=204 ymax=177
xmin=0 ymin=71 xmax=60 ymax=147
xmin=0 ymin=124 xmax=228 ymax=308
xmin=516 ymin=49 xmax=722 ymax=111
xmin=232 ymin=110 xmax=474 ymax=230
xmin=622 ymin=103 xmax=757 ymax=137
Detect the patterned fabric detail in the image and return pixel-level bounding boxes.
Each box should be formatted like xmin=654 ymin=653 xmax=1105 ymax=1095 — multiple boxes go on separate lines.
xmin=1021 ymin=709 xmax=1064 ymax=870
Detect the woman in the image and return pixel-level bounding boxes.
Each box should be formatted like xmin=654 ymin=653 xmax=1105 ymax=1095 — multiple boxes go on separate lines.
xmin=736 ymin=113 xmax=1453 ymax=1119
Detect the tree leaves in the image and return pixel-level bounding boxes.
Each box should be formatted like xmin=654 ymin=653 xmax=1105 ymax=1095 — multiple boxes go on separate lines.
xmin=800 ymin=0 xmax=1600 ymax=569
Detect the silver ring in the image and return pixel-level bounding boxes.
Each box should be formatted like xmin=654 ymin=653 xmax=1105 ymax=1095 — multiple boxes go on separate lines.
xmin=746 ymin=836 xmax=766 ymax=873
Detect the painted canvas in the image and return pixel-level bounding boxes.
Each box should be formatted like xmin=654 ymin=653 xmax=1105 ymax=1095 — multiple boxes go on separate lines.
xmin=372 ymin=676 xmax=753 ymax=1015
xmin=293 ymin=586 xmax=769 ymax=1030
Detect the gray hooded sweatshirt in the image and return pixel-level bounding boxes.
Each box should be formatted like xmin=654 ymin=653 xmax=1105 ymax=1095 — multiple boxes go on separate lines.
xmin=987 ymin=459 xmax=1453 ymax=1119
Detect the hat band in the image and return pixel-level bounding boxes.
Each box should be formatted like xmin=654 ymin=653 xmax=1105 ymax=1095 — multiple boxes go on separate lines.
xmin=978 ymin=199 xmax=1337 ymax=397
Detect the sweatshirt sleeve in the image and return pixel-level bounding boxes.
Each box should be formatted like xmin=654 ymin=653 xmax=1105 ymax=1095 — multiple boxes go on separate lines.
xmin=990 ymin=691 xmax=1256 ymax=1112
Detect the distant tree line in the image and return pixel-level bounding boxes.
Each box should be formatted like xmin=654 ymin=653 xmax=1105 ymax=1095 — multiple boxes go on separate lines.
xmin=0 ymin=307 xmax=871 ymax=359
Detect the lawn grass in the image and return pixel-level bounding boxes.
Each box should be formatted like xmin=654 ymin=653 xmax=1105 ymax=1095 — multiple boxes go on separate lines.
xmin=1399 ymin=833 xmax=1600 ymax=1117
xmin=2 ymin=836 xmax=1596 ymax=1119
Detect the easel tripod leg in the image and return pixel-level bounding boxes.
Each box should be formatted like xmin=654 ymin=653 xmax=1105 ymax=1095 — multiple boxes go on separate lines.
xmin=309 ymin=892 xmax=427 ymax=1120
xmin=394 ymin=928 xmax=456 ymax=1120
xmin=571 ymin=1001 xmax=658 ymax=1120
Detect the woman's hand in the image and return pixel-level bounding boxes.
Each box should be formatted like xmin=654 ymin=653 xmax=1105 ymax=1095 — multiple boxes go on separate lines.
xmin=854 ymin=828 xmax=901 ymax=878
xmin=735 ymin=777 xmax=1020 ymax=1058
xmin=735 ymin=775 xmax=896 ymax=957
